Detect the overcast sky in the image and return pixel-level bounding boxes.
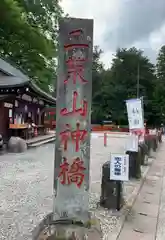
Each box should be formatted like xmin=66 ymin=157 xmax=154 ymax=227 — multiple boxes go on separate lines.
xmin=60 ymin=0 xmax=165 ymax=69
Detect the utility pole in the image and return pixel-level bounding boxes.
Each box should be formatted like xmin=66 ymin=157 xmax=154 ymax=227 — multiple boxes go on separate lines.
xmin=136 ymin=64 xmax=145 ymax=129
xmin=140 ymin=96 xmax=144 ymax=121
xmin=137 ymin=63 xmax=140 ymax=98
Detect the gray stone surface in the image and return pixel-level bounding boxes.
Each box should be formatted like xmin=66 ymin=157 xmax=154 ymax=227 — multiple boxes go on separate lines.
xmin=117 ymin=139 xmax=165 ymax=240
xmin=32 ymin=213 xmax=102 ymax=240
xmin=8 ymin=137 xmax=27 ymax=153
xmin=0 ymin=133 xmax=152 ymax=240
xmin=155 ymin=149 xmax=165 ymax=240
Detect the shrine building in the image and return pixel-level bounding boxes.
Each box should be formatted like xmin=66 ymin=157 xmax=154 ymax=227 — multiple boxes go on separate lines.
xmin=0 ymin=57 xmax=56 ymax=142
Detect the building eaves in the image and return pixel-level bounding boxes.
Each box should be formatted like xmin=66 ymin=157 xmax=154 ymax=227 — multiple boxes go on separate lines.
xmin=0 ymin=58 xmax=29 ymax=82
xmin=0 ymin=76 xmax=29 ymax=87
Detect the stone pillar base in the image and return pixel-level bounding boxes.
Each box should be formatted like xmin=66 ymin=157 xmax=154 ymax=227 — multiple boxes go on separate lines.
xmin=32 ymin=213 xmax=102 ymax=240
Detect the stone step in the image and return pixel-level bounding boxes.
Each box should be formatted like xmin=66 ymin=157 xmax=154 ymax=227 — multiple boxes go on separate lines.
xmin=27 ymin=136 xmax=55 ymax=148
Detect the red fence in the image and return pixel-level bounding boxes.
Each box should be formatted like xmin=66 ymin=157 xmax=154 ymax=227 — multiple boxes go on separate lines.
xmin=91 ymin=125 xmax=129 ymax=132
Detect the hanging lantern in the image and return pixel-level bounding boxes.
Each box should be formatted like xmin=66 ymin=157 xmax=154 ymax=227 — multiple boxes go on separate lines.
xmin=25 ymin=105 xmax=28 ymax=112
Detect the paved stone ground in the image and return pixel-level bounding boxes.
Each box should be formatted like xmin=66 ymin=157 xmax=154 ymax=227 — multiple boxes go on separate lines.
xmin=156 ymin=137 xmax=165 ymax=240
xmin=0 ymin=133 xmax=154 ymax=239
xmin=117 ymin=138 xmax=165 ymax=240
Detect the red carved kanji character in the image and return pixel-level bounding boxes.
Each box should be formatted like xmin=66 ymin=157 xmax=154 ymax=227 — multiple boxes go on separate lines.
xmin=64 ymin=57 xmax=88 ymax=85
xmin=60 ymin=123 xmax=87 ymax=152
xmin=58 ymin=157 xmax=86 ymax=188
xmin=69 ymin=29 xmax=83 ymax=38
xmin=64 ymin=44 xmax=89 ymax=51
xmin=64 ymin=29 xmax=89 ymax=85
xmin=59 ymin=124 xmax=70 ymax=151
xmin=68 ymin=157 xmax=86 ymax=187
xmin=60 ymin=91 xmax=87 ymax=117
xmin=64 ymin=29 xmax=89 ymax=50
xmin=58 ymin=157 xmax=69 ymax=185
xmin=71 ymin=123 xmax=87 ymax=152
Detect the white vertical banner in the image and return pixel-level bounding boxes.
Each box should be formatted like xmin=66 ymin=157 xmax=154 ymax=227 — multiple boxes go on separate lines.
xmin=126 ymin=98 xmax=144 ymax=130
xmin=110 ymin=154 xmax=129 ymax=181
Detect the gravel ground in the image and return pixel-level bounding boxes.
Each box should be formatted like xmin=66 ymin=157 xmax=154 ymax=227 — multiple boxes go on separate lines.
xmin=0 ymin=133 xmax=149 ymax=240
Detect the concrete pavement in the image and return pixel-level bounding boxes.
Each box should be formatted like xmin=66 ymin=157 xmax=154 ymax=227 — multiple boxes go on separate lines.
xmin=117 ymin=139 xmax=165 ymax=240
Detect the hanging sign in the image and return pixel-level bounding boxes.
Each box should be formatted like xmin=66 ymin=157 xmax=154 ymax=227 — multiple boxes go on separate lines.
xmin=15 ymin=100 xmax=18 ymax=107
xmin=126 ymin=134 xmax=138 ymax=152
xmin=110 ymin=153 xmax=129 ymax=181
xmin=9 ymin=109 xmax=12 ymax=118
xmin=126 ymin=98 xmax=144 ymax=130
xmin=4 ymin=102 xmax=13 ymax=108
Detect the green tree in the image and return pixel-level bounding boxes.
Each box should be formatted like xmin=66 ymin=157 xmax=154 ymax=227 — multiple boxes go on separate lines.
xmin=0 ymin=0 xmax=63 ymax=92
xmin=103 ymin=47 xmax=156 ymax=125
xmin=91 ymin=46 xmax=107 ymax=123
xmin=154 ymin=45 xmax=165 ymax=124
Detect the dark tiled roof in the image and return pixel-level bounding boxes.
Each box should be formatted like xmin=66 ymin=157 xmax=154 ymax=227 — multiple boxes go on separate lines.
xmin=0 ymin=58 xmax=28 ymax=81
xmin=0 ymin=58 xmax=56 ymax=104
xmin=0 ymin=76 xmax=29 ymax=87
xmin=29 ymin=81 xmax=56 ymax=103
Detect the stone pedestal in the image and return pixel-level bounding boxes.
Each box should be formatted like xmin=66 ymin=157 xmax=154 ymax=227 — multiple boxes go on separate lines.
xmin=151 ymin=136 xmax=158 ymax=152
xmin=32 ymin=213 xmax=102 ymax=240
xmin=100 ymin=161 xmax=124 ymax=210
xmin=158 ymin=132 xmax=162 ymax=143
xmin=126 ymin=150 xmax=141 ymax=179
xmin=139 ymin=143 xmax=148 ymax=166
xmin=145 ymin=137 xmax=152 ymax=157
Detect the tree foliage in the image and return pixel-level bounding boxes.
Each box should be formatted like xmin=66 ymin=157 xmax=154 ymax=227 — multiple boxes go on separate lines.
xmin=1 ymin=1 xmax=165 ymax=125
xmin=91 ymin=46 xmax=164 ymax=126
xmin=0 ymin=0 xmax=63 ymax=92
xmin=154 ymin=45 xmax=165 ymax=124
xmin=91 ymin=46 xmax=105 ymax=123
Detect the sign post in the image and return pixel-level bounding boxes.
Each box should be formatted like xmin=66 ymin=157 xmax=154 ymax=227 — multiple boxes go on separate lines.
xmin=126 ymin=98 xmax=145 ymax=141
xmin=126 ymin=98 xmax=144 ymax=178
xmin=54 ymin=18 xmax=93 ymax=223
xmin=126 ymin=98 xmax=144 ymax=131
xmin=110 ymin=153 xmax=129 ymax=211
xmin=110 ymin=154 xmax=129 ymax=182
